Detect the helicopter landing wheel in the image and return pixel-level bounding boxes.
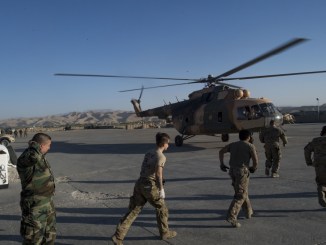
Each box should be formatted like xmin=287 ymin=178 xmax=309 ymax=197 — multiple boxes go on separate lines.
xmin=175 ymin=135 xmax=183 ymax=147
xmin=221 ymin=133 xmax=229 ymax=142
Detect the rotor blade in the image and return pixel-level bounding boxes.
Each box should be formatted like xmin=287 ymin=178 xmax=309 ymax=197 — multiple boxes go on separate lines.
xmin=55 ymin=73 xmax=198 ymax=81
xmin=138 ymin=85 xmax=144 ymax=101
xmin=119 ymin=81 xmax=201 ymax=92
xmin=213 ymin=38 xmax=308 ymax=80
xmin=119 ymin=80 xmax=242 ymax=92
xmin=219 ymin=70 xmax=326 ymax=81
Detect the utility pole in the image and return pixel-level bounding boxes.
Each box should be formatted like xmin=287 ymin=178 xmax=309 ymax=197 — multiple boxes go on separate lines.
xmin=316 ymin=98 xmax=320 ymax=122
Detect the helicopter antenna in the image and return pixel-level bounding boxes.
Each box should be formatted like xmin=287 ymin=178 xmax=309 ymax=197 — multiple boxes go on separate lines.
xmin=138 ymin=85 xmax=144 ymax=102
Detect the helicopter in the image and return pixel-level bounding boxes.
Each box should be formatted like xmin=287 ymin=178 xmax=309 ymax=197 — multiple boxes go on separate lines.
xmin=55 ymin=38 xmax=326 ymax=146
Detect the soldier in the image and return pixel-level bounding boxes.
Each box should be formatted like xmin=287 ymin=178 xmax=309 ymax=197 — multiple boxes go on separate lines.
xmin=304 ymin=126 xmax=326 ymax=207
xmin=111 ymin=132 xmax=177 ymax=245
xmin=219 ymin=129 xmax=258 ymax=228
xmin=259 ymin=120 xmax=287 ymax=178
xmin=17 ymin=133 xmax=56 ymax=244
xmin=24 ymin=128 xmax=28 ymax=137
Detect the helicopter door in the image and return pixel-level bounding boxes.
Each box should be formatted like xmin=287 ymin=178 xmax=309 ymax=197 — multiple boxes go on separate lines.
xmin=218 ymin=112 xmax=222 ymax=122
xmin=173 ymin=114 xmax=191 ymax=135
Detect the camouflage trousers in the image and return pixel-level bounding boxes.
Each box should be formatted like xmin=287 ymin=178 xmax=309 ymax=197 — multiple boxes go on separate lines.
xmin=315 ymin=164 xmax=326 ymax=207
xmin=227 ymin=167 xmax=252 ymax=221
xmin=264 ymin=143 xmax=282 ymax=173
xmin=114 ymin=178 xmax=169 ymax=240
xmin=20 ymin=196 xmax=56 ymax=245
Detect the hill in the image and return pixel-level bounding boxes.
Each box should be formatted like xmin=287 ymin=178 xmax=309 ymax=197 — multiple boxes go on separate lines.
xmin=0 ymin=110 xmax=144 ymax=128
xmin=278 ymin=103 xmax=326 ymax=113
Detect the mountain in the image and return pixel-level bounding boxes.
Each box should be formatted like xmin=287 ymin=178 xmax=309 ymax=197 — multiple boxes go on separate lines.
xmin=0 ymin=110 xmax=145 ymax=128
xmin=278 ymin=103 xmax=326 ymax=113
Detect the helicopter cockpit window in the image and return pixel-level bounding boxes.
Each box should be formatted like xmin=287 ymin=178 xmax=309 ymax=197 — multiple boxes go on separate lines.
xmin=237 ymin=105 xmax=263 ymax=120
xmin=251 ymin=105 xmax=263 ymax=119
xmin=237 ymin=106 xmax=251 ymax=120
xmin=259 ymin=103 xmax=276 ymax=115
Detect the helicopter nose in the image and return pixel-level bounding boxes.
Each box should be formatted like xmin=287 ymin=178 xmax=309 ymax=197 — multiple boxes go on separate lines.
xmin=266 ymin=115 xmax=283 ymax=127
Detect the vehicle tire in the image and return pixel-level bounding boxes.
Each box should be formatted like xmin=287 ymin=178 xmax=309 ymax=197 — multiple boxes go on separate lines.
xmin=221 ymin=134 xmax=229 ymax=142
xmin=6 ymin=145 xmax=17 ymax=165
xmin=0 ymin=139 xmax=10 ymax=146
xmin=175 ymin=135 xmax=183 ymax=147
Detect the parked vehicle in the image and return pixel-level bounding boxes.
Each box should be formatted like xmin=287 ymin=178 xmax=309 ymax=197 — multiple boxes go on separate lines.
xmin=0 ymin=134 xmax=15 ymax=146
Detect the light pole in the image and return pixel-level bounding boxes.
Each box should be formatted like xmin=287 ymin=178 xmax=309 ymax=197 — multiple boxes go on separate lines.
xmin=316 ymin=98 xmax=320 ymax=122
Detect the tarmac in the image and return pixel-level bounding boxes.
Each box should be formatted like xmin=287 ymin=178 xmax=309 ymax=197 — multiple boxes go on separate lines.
xmin=0 ymin=123 xmax=325 ymax=245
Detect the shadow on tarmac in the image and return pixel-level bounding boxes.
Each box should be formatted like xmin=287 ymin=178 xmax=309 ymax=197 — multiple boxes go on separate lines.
xmin=69 ymin=176 xmax=229 ymax=185
xmin=0 ymin=234 xmax=21 ymax=243
xmin=15 ymin=141 xmax=207 ymax=155
xmin=57 ymin=235 xmax=157 ymax=243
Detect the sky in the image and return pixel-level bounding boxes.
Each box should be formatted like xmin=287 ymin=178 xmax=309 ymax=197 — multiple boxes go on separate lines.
xmin=1 ymin=0 xmax=326 ymax=120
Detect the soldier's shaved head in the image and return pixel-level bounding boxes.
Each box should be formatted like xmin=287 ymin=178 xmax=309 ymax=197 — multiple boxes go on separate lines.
xmin=239 ymin=130 xmax=251 ymax=141
xmin=156 ymin=132 xmax=170 ymax=147
xmin=31 ymin=133 xmax=52 ymax=144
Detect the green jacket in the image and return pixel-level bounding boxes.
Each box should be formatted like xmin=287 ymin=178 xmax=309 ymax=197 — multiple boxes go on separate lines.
xmin=17 ymin=142 xmax=55 ymax=198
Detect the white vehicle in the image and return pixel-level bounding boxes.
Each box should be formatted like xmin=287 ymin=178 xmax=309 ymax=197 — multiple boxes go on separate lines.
xmin=0 ymin=134 xmax=15 ymax=146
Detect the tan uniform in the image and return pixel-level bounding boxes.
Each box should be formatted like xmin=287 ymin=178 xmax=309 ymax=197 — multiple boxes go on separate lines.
xmin=304 ymin=136 xmax=326 ymax=207
xmin=220 ymin=141 xmax=258 ymax=222
xmin=259 ymin=125 xmax=287 ymax=174
xmin=114 ymin=149 xmax=170 ymax=240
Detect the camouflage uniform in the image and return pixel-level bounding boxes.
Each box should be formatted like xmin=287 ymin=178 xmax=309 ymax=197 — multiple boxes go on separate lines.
xmin=259 ymin=125 xmax=287 ymax=176
xmin=114 ymin=149 xmax=170 ymax=240
xmin=17 ymin=142 xmax=56 ymax=245
xmin=304 ymin=135 xmax=326 ymax=207
xmin=219 ymin=140 xmax=258 ymax=224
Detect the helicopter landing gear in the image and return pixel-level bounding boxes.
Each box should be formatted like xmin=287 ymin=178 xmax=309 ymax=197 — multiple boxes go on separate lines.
xmin=175 ymin=135 xmax=195 ymax=147
xmin=221 ymin=133 xmax=229 ymax=142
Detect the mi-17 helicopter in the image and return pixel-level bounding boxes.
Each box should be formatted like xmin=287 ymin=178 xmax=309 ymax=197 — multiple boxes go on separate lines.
xmin=55 ymin=38 xmax=326 ymax=146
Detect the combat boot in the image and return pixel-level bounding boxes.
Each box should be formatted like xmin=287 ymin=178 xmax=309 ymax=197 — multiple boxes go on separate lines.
xmin=245 ymin=209 xmax=254 ymax=219
xmin=111 ymin=235 xmax=123 ymax=245
xmin=161 ymin=230 xmax=177 ymax=240
xmin=265 ymin=167 xmax=270 ymax=176
xmin=318 ymin=190 xmax=326 ymax=207
xmin=226 ymin=217 xmax=241 ymax=228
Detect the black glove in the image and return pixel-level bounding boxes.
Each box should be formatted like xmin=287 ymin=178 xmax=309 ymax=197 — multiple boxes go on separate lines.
xmin=220 ymin=164 xmax=230 ymax=172
xmin=249 ymin=166 xmax=257 ymax=173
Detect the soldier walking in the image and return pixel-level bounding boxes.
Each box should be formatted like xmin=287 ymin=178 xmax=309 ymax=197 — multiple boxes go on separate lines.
xmin=219 ymin=129 xmax=258 ymax=228
xmin=259 ymin=120 xmax=287 ymax=178
xmin=111 ymin=132 xmax=177 ymax=245
xmin=17 ymin=133 xmax=56 ymax=244
xmin=304 ymin=126 xmax=326 ymax=207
